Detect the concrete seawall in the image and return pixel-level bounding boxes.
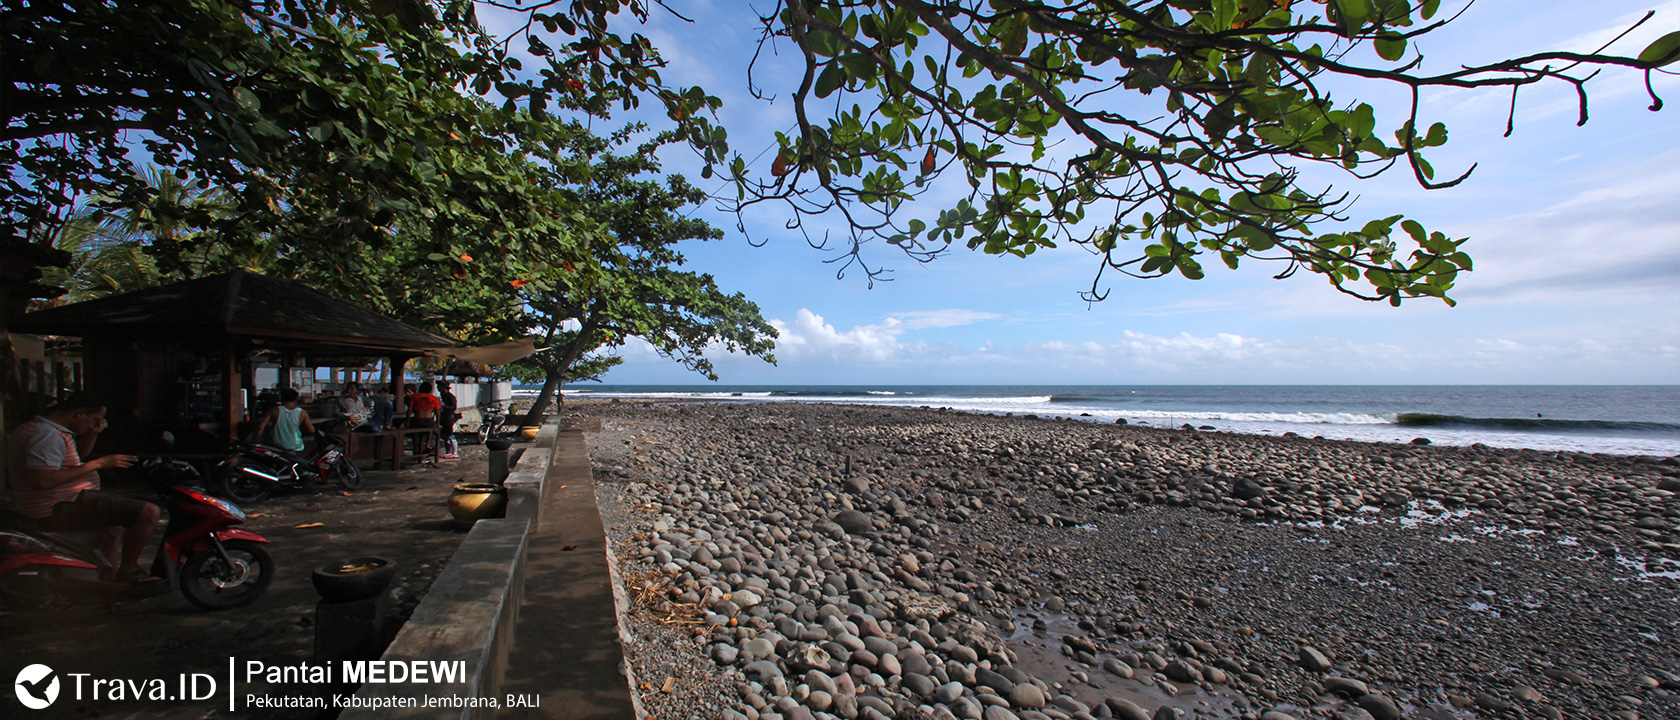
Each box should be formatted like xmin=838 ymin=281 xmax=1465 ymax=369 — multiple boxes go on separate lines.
xmin=341 ymin=423 xmax=632 ymax=719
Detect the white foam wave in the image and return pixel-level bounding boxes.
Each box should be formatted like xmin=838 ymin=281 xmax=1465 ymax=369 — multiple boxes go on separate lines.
xmin=567 ymin=390 xmax=774 ymax=399
xmin=1111 ymin=410 xmax=1394 ymax=425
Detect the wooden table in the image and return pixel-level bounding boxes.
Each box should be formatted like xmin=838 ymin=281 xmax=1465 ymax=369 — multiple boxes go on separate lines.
xmin=390 ymin=427 xmax=440 ymax=470
xmin=339 ymin=427 xmax=439 ymax=471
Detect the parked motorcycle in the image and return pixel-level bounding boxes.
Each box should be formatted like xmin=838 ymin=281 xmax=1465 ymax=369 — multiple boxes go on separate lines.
xmin=216 ymin=431 xmax=361 ymax=503
xmin=0 ymin=433 xmax=274 ymax=610
xmin=474 ymin=403 xmax=508 ymax=445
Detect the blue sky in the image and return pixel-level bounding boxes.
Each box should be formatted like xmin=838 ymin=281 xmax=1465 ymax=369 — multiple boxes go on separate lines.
xmin=520 ymin=1 xmax=1680 ymax=386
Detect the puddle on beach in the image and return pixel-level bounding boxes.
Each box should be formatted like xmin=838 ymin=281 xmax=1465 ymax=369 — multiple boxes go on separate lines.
xmin=1002 ymin=607 xmax=1479 ymax=720
xmin=1002 ymin=610 xmax=1272 ymax=719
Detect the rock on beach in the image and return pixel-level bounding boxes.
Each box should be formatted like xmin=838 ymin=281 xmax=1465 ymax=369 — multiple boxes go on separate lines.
xmin=585 ymin=400 xmax=1680 ymax=720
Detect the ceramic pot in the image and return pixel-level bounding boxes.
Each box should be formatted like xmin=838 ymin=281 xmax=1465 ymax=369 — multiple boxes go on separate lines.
xmin=448 ymin=483 xmax=506 ymax=529
xmin=518 ymin=425 xmax=541 ymax=442
xmin=312 ymin=557 xmax=395 ymax=602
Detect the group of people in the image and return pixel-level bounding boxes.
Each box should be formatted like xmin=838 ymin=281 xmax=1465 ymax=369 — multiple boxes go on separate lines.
xmin=252 ymin=380 xmax=458 ymax=459
xmin=3 ymin=381 xmax=463 ymax=586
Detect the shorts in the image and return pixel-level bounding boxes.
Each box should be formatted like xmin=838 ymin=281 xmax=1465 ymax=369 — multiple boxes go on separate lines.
xmin=35 ymin=492 xmax=151 ymax=531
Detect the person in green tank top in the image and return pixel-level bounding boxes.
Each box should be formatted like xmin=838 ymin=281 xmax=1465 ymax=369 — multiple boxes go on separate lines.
xmin=250 ymin=387 xmax=316 ymax=453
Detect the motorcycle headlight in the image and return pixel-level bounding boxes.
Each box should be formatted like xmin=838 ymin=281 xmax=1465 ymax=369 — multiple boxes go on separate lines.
xmin=184 ymin=489 xmax=247 ymax=520
xmin=215 ymin=497 xmax=247 ymax=520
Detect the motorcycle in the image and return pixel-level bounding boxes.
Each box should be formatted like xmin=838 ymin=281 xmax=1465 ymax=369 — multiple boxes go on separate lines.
xmin=474 ymin=403 xmax=508 ymax=445
xmin=215 ymin=431 xmax=361 ymax=503
xmin=0 ymin=432 xmax=275 ymax=610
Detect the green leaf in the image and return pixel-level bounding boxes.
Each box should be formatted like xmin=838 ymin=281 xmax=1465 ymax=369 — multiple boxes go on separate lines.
xmin=1374 ymin=34 xmax=1406 ymax=61
xmin=1400 ymin=219 xmax=1425 ymax=243
xmin=1331 ymin=0 xmax=1373 ymax=36
xmin=1212 ymin=0 xmax=1238 ymax=31
xmin=233 ymin=87 xmax=261 ymax=112
xmin=1424 ymin=122 xmax=1448 ymax=147
xmin=1639 ymin=31 xmax=1680 ymax=66
xmin=1420 ymin=0 xmax=1442 ymax=20
xmin=814 ymin=65 xmax=846 ymax=99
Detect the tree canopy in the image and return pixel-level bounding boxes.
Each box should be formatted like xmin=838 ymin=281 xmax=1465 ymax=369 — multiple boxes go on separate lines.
xmin=710 ymin=0 xmax=1678 ymax=304
xmin=482 ymin=0 xmax=1676 ymax=304
xmin=7 ymin=0 xmax=1676 ymax=318
xmin=5 ymin=0 xmax=597 ymax=293
xmin=502 ymin=131 xmax=779 ymax=420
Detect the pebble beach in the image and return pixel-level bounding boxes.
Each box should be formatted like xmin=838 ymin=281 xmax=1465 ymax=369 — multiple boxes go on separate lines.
xmin=582 ymin=400 xmax=1680 ymax=720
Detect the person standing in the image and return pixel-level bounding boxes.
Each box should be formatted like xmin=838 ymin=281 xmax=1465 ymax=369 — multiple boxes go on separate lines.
xmin=437 ymin=383 xmax=459 ymax=459
xmin=6 ymin=392 xmax=158 ymax=583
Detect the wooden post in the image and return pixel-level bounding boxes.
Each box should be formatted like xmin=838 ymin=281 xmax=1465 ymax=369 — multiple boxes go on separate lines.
xmin=388 ymin=355 xmax=408 ymax=415
xmin=222 ymin=341 xmax=240 ymax=441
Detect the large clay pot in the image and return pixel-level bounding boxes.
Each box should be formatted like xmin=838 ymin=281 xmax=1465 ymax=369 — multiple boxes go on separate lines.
xmin=518 ymin=425 xmax=541 ymax=442
xmin=448 ymin=483 xmax=507 ymax=529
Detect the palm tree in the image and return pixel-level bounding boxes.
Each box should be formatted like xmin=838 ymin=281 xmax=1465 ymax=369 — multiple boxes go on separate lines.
xmin=35 ymin=167 xmax=243 ymax=305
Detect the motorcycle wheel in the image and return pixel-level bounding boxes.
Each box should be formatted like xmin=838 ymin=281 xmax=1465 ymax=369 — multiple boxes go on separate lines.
xmin=222 ymin=466 xmax=272 ymax=504
xmin=332 ymin=457 xmax=363 ymax=490
xmin=179 ymin=539 xmax=273 ymax=610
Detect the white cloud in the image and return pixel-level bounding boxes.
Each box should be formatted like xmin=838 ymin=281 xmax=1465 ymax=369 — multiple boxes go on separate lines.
xmin=886 ymin=309 xmax=1004 ymax=329
xmin=1451 ymin=150 xmax=1680 ymax=302
xmin=770 ymin=308 xmax=911 ymax=363
xmin=603 ymin=308 xmax=1679 ymax=383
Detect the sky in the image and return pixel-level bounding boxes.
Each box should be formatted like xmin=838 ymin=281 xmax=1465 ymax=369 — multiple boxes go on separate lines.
xmin=516 ymin=1 xmax=1680 ymax=386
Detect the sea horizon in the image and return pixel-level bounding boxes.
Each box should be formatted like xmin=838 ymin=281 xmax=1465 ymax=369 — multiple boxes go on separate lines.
xmin=544 ymin=383 xmax=1680 ymax=457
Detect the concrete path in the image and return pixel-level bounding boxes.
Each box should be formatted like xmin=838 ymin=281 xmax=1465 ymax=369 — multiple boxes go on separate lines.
xmin=496 ymin=429 xmax=633 ymax=719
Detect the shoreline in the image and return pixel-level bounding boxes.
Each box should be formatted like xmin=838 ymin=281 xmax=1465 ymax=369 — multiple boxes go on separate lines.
xmin=572 ymin=394 xmax=1680 ymax=461
xmin=582 ymin=400 xmax=1679 ymax=720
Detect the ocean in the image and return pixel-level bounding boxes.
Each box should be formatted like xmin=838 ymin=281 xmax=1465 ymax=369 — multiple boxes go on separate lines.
xmin=548 ymin=385 xmax=1680 ymax=458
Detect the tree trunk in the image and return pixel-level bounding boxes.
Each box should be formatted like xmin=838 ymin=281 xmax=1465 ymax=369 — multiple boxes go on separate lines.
xmin=519 ymin=322 xmax=597 ymax=425
xmin=521 ymin=366 xmax=563 ymax=426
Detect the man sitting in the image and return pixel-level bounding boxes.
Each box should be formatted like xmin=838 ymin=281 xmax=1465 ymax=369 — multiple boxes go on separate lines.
xmin=6 ymin=392 xmax=159 ymax=583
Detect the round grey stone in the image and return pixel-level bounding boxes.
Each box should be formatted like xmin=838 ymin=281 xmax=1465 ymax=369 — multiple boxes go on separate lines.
xmin=835 ymin=509 xmax=873 ymax=534
xmin=744 ymin=660 xmax=782 ymax=681
xmin=1323 ymin=676 xmax=1369 ymax=697
xmin=1104 ymin=698 xmax=1150 ymax=720
xmin=1298 ymin=645 xmax=1332 ymax=672
xmin=742 ymin=638 xmax=776 ymax=661
xmin=1356 ymin=693 xmax=1402 ymax=720
xmin=936 ymin=681 xmax=966 ymax=704
xmin=1009 ymin=682 xmax=1046 ymax=710
xmin=713 ymin=643 xmax=740 ymax=665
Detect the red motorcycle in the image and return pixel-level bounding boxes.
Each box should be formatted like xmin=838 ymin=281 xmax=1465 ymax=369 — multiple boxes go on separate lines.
xmin=0 ymin=432 xmax=274 ymax=611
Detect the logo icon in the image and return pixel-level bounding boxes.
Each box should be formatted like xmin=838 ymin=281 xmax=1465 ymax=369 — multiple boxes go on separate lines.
xmin=15 ymin=664 xmax=59 ymax=709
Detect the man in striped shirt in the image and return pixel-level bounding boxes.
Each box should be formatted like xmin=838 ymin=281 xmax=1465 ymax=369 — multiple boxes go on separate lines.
xmin=6 ymin=392 xmax=158 ymax=583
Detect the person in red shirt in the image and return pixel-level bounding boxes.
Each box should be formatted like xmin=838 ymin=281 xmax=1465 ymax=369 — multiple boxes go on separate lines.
xmin=405 ymin=381 xmax=442 ymax=457
xmin=6 ymin=392 xmax=159 ymax=583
